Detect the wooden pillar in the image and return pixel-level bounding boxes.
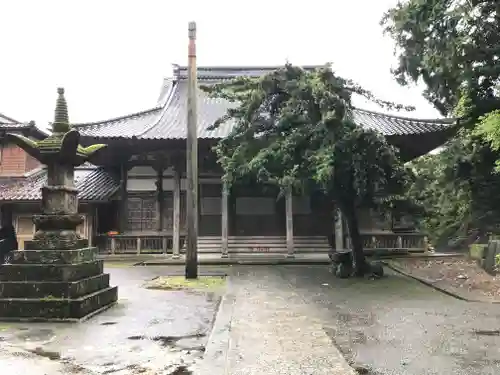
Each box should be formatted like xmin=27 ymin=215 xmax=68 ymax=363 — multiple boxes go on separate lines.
xmin=285 ymin=189 xmax=294 ymax=258
xmin=119 ymin=163 xmax=128 ymax=233
xmin=221 ymin=181 xmax=229 ymax=257
xmin=172 ymin=169 xmax=181 ymax=259
xmin=334 ymin=207 xmax=343 ymax=250
xmin=156 ymin=167 xmax=164 ymax=232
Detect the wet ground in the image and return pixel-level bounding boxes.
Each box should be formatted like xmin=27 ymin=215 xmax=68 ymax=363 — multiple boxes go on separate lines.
xmin=0 ymin=265 xmax=223 ymax=374
xmin=272 ymin=265 xmax=500 ymax=375
xmin=1 ymin=264 xmax=499 ymax=374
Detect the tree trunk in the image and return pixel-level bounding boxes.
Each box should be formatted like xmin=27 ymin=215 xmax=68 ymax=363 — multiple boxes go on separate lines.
xmin=342 ymin=204 xmax=368 ymax=277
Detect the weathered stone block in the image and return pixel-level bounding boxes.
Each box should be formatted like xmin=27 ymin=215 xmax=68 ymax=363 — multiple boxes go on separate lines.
xmin=41 ymin=186 xmax=79 ymax=215
xmin=0 ymin=286 xmax=118 ymax=321
xmin=481 ymin=240 xmax=499 ymax=275
xmin=0 ymin=274 xmax=110 ymax=298
xmin=24 ymin=238 xmax=88 ymax=250
xmin=9 ymin=247 xmax=98 ymax=265
xmin=0 ymin=260 xmax=103 ymax=282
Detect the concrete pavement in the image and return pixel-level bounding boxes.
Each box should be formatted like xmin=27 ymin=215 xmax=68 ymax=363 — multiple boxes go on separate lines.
xmin=2 ymin=263 xmax=498 ymax=374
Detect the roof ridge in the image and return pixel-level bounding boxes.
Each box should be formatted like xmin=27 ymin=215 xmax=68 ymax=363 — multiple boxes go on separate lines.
xmin=73 ymin=79 xmax=176 ymax=129
xmin=0 ymin=112 xmax=20 ymax=123
xmin=173 ymin=64 xmax=325 ymax=80
xmin=72 ymin=106 xmax=163 ymax=128
xmin=173 ymin=65 xmax=324 ymax=71
xmin=23 ymin=166 xmax=45 ymax=178
xmin=351 ymin=107 xmax=457 ymax=124
xmin=136 ymin=80 xmax=178 ymax=138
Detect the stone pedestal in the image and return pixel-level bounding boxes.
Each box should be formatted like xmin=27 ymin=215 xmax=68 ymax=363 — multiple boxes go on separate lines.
xmin=0 ymin=243 xmax=117 ymax=322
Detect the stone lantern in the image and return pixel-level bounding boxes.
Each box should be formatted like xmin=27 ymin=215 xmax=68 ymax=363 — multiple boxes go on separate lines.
xmin=0 ymin=88 xmax=118 ymax=321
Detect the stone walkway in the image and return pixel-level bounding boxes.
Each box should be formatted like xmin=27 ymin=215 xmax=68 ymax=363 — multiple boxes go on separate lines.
xmin=199 ymin=265 xmax=500 ymax=375
xmin=199 ymin=267 xmax=355 ymax=375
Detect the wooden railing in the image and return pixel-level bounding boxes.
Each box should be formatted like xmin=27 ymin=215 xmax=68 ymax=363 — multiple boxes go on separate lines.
xmin=95 ymin=234 xmax=186 ymax=255
xmin=95 ymin=232 xmax=429 ymax=255
xmin=360 ymin=232 xmax=428 ymax=252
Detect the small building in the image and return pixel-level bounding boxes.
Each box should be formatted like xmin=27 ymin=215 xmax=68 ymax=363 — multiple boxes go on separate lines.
xmin=0 ymin=66 xmax=457 ymax=256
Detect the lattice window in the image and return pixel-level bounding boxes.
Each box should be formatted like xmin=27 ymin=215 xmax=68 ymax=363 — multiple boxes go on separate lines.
xmin=127 ymin=194 xmax=158 ymax=231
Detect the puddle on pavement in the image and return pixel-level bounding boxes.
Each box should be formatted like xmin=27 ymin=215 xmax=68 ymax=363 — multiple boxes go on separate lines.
xmin=15 ymin=328 xmax=55 ymax=343
xmin=170 ymin=366 xmax=193 ymax=374
xmin=27 ymin=347 xmax=61 ymax=360
xmin=127 ymin=333 xmax=206 ymax=349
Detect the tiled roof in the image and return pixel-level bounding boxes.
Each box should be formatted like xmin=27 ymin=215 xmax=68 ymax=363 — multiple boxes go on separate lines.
xmin=0 ymin=112 xmax=19 ymax=124
xmin=74 ymin=66 xmax=456 ymax=140
xmin=0 ymin=166 xmax=119 ymax=202
xmin=348 ymin=108 xmax=456 ymax=136
xmin=73 ymin=80 xmax=174 ymax=139
xmin=0 ymin=116 xmax=49 ymax=138
xmin=75 ymin=107 xmax=163 ymax=139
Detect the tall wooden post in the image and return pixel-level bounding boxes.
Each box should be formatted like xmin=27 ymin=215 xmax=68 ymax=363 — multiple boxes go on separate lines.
xmin=185 ymin=21 xmax=199 ymax=279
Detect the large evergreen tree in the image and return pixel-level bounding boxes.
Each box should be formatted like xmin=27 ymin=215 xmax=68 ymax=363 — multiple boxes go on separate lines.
xmin=203 ymin=65 xmax=411 ymax=276
xmin=382 ymin=0 xmax=500 ymax=246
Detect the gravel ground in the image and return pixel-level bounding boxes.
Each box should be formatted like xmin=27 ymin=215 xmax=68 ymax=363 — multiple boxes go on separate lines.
xmin=389 ymin=257 xmax=500 ymax=302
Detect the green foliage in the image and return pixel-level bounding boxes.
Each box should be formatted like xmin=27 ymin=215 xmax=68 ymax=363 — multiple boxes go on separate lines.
xmin=473 ymin=110 xmax=500 ymax=171
xmin=381 ymin=0 xmax=500 ymax=118
xmin=203 ymin=64 xmax=414 ymax=275
xmin=384 ymin=0 xmax=500 ymax=248
xmin=204 ymin=65 xmax=407 ymax=196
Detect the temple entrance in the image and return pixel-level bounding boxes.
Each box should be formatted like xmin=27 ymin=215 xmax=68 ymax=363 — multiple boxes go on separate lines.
xmin=228 ymin=183 xmax=285 ymax=236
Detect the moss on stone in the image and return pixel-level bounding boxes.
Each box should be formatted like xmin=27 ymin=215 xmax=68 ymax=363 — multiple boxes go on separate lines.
xmin=469 ymin=244 xmax=486 ymax=260
xmin=104 ymin=262 xmax=136 ymax=268
xmin=144 ymin=276 xmax=226 ymax=291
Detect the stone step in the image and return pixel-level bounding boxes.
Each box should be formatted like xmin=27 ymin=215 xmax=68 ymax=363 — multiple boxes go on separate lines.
xmin=0 ymin=285 xmax=118 ymax=322
xmin=197 ymin=236 xmax=328 ymax=241
xmin=0 ymin=273 xmax=110 ymax=299
xmin=0 ymin=260 xmax=104 ymax=282
xmin=196 ymin=243 xmax=330 ymax=248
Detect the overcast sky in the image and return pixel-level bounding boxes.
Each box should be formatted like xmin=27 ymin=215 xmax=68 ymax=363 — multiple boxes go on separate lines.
xmin=0 ymin=0 xmax=440 ymax=130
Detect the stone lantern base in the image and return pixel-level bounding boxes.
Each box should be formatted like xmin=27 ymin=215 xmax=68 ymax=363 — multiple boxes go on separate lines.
xmin=0 ymin=242 xmax=118 ymax=322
